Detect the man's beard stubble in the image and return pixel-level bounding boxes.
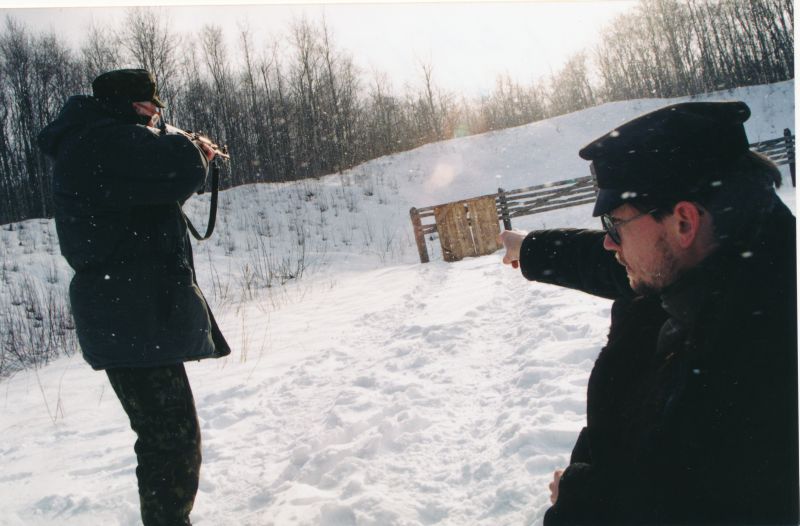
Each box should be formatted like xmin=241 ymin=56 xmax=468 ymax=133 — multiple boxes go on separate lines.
xmin=622 ymin=236 xmax=680 ymax=297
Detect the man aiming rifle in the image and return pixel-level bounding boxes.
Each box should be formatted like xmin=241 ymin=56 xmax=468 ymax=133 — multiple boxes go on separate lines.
xmin=39 ymin=68 xmax=230 ymax=526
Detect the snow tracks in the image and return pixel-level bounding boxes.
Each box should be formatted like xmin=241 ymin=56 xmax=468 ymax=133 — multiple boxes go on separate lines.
xmin=192 ymin=254 xmax=610 ymax=525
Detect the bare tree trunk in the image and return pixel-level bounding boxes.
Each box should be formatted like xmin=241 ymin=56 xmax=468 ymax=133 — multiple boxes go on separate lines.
xmin=419 ymin=60 xmax=443 ymax=141
xmin=122 ymin=7 xmax=180 ymax=118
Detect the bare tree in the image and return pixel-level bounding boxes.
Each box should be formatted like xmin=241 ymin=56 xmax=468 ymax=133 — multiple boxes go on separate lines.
xmin=288 ymin=17 xmax=324 ymax=178
xmin=121 ymin=7 xmax=180 ymax=115
xmin=0 ymin=17 xmax=81 ymax=223
xmin=548 ymin=52 xmax=595 ymax=115
xmin=81 ymin=22 xmax=123 ymax=82
xmin=479 ymin=74 xmax=547 ymax=131
xmin=418 ymin=59 xmax=443 ymax=141
xmin=364 ymin=69 xmax=413 ymax=157
xmin=595 ymin=0 xmax=793 ymax=102
xmin=259 ymin=42 xmax=296 ymax=181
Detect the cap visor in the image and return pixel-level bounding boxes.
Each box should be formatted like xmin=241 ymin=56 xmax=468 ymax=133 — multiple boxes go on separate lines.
xmin=592 ymin=188 xmax=628 ymax=217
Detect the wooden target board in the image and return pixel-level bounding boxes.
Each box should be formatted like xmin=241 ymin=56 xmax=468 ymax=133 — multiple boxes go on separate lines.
xmin=434 ymin=196 xmax=500 ymax=262
xmin=467 ymin=196 xmax=501 ymax=256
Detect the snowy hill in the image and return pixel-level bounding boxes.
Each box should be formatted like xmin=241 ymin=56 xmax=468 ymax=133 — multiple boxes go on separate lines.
xmin=0 ymin=81 xmax=795 ymax=526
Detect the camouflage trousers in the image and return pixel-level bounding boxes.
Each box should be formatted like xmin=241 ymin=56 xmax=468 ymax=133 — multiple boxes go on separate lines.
xmin=106 ymin=364 xmax=201 ymax=526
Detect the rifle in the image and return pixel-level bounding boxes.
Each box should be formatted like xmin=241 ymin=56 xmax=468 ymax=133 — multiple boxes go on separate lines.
xmin=156 ymin=121 xmax=230 ymax=241
xmin=158 ymin=122 xmax=230 ymax=159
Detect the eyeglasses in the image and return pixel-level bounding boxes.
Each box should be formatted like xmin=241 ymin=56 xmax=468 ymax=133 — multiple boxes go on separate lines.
xmin=601 ymin=208 xmax=657 ymax=245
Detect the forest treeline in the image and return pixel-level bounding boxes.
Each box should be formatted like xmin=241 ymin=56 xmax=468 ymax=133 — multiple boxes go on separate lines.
xmin=0 ymin=0 xmax=793 ymax=224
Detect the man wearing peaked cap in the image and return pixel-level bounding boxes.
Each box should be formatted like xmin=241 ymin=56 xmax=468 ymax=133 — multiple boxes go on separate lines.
xmin=38 ymin=69 xmax=229 ymax=525
xmin=92 ymin=68 xmax=167 ymax=108
xmin=498 ymin=101 xmax=797 ymax=524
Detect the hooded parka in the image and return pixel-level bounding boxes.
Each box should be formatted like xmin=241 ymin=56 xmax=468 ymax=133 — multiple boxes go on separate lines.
xmin=39 ymin=95 xmax=230 ymax=369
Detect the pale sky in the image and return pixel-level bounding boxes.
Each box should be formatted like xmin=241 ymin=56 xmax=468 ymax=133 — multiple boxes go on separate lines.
xmin=0 ymin=1 xmax=638 ymax=97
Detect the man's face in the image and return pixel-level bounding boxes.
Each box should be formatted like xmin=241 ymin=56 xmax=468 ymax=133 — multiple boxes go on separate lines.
xmin=132 ymin=101 xmax=160 ymax=126
xmin=602 ymin=204 xmax=680 ymax=295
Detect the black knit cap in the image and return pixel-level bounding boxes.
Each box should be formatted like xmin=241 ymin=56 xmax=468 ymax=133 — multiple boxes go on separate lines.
xmin=91 ymin=68 xmax=166 ymax=108
xmin=579 ymin=101 xmax=751 ymax=216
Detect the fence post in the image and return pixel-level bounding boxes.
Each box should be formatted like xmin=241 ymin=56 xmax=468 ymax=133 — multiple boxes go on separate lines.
xmin=589 ymin=164 xmax=600 ymax=196
xmin=784 ymin=128 xmax=795 ymax=187
xmin=497 ymin=187 xmax=512 ymax=230
xmin=409 ymin=207 xmax=430 ymax=264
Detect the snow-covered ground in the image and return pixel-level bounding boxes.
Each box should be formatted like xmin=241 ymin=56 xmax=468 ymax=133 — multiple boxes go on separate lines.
xmin=0 ymin=81 xmax=795 ymax=526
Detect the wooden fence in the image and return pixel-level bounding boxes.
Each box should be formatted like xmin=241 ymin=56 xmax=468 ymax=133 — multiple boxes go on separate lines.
xmin=409 ymin=176 xmax=594 ymax=263
xmin=410 ymin=129 xmax=795 ymax=264
xmin=750 ymin=128 xmax=795 ymax=186
xmin=496 ymin=176 xmax=596 ymax=230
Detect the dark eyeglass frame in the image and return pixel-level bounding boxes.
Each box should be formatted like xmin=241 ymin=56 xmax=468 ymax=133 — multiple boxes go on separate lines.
xmin=601 ymin=208 xmax=658 ymax=245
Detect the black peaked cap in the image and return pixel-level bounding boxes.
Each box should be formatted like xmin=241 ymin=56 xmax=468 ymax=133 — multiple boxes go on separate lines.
xmin=579 ymin=101 xmax=751 ymax=216
xmin=92 ymin=68 xmax=166 ymax=108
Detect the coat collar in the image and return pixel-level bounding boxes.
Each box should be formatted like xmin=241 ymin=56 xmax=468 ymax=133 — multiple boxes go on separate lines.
xmin=659 ymin=249 xmax=734 ymax=325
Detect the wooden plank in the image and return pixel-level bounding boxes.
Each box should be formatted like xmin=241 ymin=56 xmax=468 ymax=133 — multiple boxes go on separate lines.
xmin=466 ymin=196 xmax=501 ymax=256
xmin=502 ymin=176 xmax=594 ymax=196
xmin=503 ymin=181 xmax=594 ymax=201
xmin=434 ymin=202 xmax=476 ymax=262
xmin=751 ymin=137 xmax=789 ymax=148
xmin=509 ymin=193 xmax=596 ymax=214
xmin=510 ymin=192 xmax=595 ymax=211
xmin=409 ymin=207 xmax=430 ymax=264
xmin=507 ymin=186 xmax=595 ymax=207
xmin=503 ymin=183 xmax=579 ymax=198
xmin=753 ymin=144 xmax=789 ymax=155
xmin=761 ymin=151 xmax=790 ymax=159
xmin=752 ymin=139 xmax=788 ymax=148
xmin=507 ymin=188 xmax=594 ymax=212
xmin=509 ymin=196 xmax=596 ymax=218
xmin=503 ymin=187 xmax=589 ymax=203
xmin=758 ymin=152 xmax=790 ymax=163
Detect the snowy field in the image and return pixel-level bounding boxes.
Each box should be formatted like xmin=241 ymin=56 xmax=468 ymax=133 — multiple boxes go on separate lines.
xmin=0 ymin=81 xmax=795 ymax=526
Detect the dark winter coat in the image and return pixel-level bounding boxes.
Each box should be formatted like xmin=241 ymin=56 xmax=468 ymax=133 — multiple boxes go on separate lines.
xmin=519 ymin=197 xmax=798 ymax=525
xmin=38 ymin=95 xmax=230 ymax=369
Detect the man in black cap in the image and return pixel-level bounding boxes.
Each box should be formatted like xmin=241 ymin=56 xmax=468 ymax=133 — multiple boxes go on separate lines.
xmin=38 ymin=68 xmax=230 ymax=525
xmin=498 ymin=101 xmax=798 ymax=524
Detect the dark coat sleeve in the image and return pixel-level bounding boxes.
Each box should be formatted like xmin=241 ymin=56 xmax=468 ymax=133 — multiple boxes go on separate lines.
xmin=60 ymin=121 xmax=209 ymax=209
xmin=545 ymin=462 xmax=616 ymax=526
xmin=518 ymin=229 xmax=634 ymax=300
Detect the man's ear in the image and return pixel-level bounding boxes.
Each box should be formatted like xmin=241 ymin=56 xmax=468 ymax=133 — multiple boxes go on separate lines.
xmin=671 ymin=201 xmax=703 ymax=249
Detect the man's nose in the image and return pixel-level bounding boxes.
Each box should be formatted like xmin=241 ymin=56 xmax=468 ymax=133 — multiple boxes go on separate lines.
xmin=602 ymin=233 xmax=620 ymax=251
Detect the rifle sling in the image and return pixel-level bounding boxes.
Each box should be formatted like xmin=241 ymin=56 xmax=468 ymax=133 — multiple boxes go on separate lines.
xmin=184 ymin=159 xmax=219 ymax=241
